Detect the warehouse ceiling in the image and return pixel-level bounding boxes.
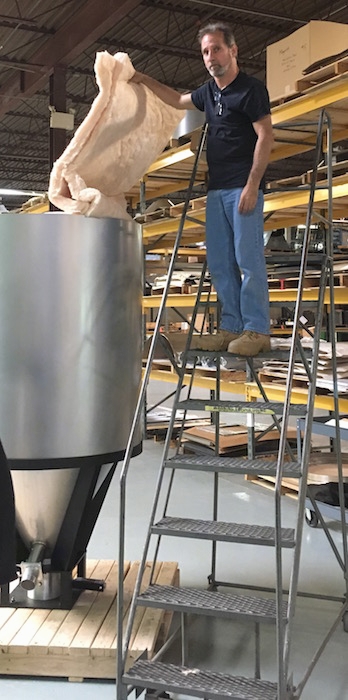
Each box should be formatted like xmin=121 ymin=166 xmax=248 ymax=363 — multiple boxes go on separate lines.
xmin=1 ymin=0 xmax=348 ymax=210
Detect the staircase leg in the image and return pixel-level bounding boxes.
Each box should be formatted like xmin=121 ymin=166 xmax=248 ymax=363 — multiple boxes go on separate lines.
xmin=254 ymin=622 xmax=261 ymax=679
xmin=181 ymin=612 xmax=188 ymax=665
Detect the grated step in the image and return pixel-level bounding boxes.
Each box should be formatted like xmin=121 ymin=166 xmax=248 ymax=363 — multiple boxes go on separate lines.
xmin=137 ymin=584 xmax=287 ymax=624
xmin=186 ymin=346 xmax=309 ymax=362
xmin=165 ymin=454 xmax=301 ymax=478
xmin=177 ymin=398 xmax=306 ymax=415
xmin=152 ymin=517 xmax=295 ymax=547
xmin=123 ymin=660 xmax=278 ymax=700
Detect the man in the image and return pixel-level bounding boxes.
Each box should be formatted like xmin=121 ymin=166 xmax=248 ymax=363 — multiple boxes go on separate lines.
xmin=132 ymin=21 xmax=274 ymax=356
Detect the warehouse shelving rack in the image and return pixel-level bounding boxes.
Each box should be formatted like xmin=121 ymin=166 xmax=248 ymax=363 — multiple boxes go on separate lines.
xmin=133 ymin=69 xmax=348 ymax=253
xmin=138 ymin=72 xmax=348 ymax=418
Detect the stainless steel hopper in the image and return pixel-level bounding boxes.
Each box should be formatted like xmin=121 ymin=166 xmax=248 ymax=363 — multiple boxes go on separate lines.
xmin=0 ymin=213 xmax=142 ymax=608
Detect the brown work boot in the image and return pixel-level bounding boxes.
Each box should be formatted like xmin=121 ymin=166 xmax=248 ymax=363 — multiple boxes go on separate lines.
xmin=191 ymin=329 xmax=241 ymax=351
xmin=227 ymin=331 xmax=271 ymax=357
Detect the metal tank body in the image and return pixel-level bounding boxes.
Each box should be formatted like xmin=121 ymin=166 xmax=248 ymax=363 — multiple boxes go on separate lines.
xmin=0 ymin=213 xmax=142 ymax=586
xmin=0 ymin=213 xmax=143 ymax=461
xmin=172 ymin=111 xmax=205 ymax=140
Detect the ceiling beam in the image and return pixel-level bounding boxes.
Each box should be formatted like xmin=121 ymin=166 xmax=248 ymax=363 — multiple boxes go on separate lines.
xmin=0 ymin=56 xmax=47 ymax=73
xmin=5 ymin=110 xmax=47 ymax=122
xmin=140 ymin=0 xmax=302 ymax=30
xmin=0 ymin=17 xmax=53 ymax=34
xmin=0 ymin=0 xmax=143 ymax=119
xmin=183 ymin=0 xmax=305 ymax=25
xmin=0 ymin=153 xmax=47 ymax=162
xmin=0 ymin=168 xmax=47 ymax=177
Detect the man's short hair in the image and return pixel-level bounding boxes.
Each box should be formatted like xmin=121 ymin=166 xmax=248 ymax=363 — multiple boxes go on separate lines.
xmin=197 ymin=22 xmax=235 ymax=47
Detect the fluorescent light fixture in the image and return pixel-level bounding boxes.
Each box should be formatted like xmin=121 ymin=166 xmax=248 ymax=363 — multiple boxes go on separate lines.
xmin=0 ymin=188 xmax=46 ymax=197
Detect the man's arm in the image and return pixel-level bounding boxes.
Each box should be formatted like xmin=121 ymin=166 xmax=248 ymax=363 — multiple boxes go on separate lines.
xmin=238 ymin=114 xmax=274 ymax=214
xmin=131 ymin=71 xmax=194 ymax=110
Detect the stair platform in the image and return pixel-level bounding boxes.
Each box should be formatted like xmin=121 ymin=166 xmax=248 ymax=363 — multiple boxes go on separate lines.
xmin=137 ymin=584 xmax=287 ymax=623
xmin=177 ymin=398 xmax=306 ymax=415
xmin=0 ymin=559 xmax=178 ymax=682
xmin=124 ymin=659 xmax=279 ymax=700
xmin=152 ymin=517 xmax=295 ymax=547
xmin=165 ymin=454 xmax=302 ymax=477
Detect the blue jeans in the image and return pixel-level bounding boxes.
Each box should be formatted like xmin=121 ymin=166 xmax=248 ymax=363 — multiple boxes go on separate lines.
xmin=205 ymin=188 xmax=269 ymax=335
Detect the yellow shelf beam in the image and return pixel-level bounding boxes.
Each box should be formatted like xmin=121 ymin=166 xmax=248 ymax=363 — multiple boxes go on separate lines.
xmin=143 ymin=209 xmax=205 ymax=238
xmin=146 ymin=368 xmax=246 ymax=395
xmin=143 ymin=286 xmax=348 ymax=309
xmin=246 ymin=381 xmax=348 ymax=413
xmin=271 ymin=75 xmax=348 ymax=126
xmin=145 ymin=143 xmax=195 ymax=173
xmin=148 ymin=246 xmax=206 ymax=256
xmin=129 ymin=179 xmax=200 ymax=207
xmin=22 ymin=202 xmax=49 ymax=214
xmin=264 ymin=176 xmax=348 ymax=213
xmin=271 ymin=126 xmax=348 ymax=162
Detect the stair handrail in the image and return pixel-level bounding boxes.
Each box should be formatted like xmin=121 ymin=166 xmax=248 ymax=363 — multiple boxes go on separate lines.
xmin=116 ymin=124 xmax=208 ymax=700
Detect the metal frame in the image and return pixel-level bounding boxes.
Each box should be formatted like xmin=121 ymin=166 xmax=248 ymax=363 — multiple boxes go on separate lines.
xmin=2 ymin=447 xmax=143 ymax=610
xmin=117 ymin=109 xmax=347 ymax=700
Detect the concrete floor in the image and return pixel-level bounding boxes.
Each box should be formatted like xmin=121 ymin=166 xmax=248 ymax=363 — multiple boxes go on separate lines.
xmin=1 ymin=380 xmax=348 ymax=699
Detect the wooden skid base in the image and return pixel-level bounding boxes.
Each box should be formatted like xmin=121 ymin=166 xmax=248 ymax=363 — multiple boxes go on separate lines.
xmin=0 ymin=559 xmax=179 ymax=682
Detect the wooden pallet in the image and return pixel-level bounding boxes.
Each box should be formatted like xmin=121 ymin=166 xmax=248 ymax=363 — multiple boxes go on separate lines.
xmin=169 ymin=195 xmax=207 ymax=218
xmin=258 ymin=370 xmax=309 ymax=389
xmin=296 ymin=57 xmax=348 ymax=92
xmin=134 ymin=208 xmax=171 ymax=224
xmin=0 ymin=559 xmax=179 ymax=682
xmin=267 ymin=159 xmax=348 ymax=190
xmin=245 ymin=473 xmax=299 ymax=499
xmin=270 ymin=57 xmax=348 ymax=106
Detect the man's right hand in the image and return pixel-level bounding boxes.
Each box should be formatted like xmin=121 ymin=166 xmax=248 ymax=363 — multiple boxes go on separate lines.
xmin=128 ymin=70 xmax=192 ymax=110
xmin=130 ymin=71 xmax=145 ymax=84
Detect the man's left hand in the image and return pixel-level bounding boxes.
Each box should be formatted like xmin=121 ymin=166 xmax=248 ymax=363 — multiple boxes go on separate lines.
xmin=238 ymin=184 xmax=258 ymax=214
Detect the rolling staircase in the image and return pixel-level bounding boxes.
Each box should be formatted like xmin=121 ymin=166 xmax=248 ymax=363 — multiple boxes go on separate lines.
xmin=117 ymin=110 xmax=348 ymax=700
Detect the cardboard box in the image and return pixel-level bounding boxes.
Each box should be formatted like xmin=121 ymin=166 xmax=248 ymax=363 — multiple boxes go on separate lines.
xmin=266 ymin=20 xmax=348 ymax=101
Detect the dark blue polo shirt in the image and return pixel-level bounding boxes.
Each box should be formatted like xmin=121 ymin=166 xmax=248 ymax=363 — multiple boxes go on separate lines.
xmin=191 ymin=71 xmax=271 ymax=191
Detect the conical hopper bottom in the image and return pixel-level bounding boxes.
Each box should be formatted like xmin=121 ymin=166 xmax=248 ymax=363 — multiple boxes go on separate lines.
xmin=11 ymin=468 xmax=79 ymax=552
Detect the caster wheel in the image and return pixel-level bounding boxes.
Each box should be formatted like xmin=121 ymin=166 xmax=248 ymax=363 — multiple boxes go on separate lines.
xmin=305 ymin=508 xmax=319 ymax=528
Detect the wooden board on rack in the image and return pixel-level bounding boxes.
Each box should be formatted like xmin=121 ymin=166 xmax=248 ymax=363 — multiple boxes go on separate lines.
xmin=245 ymin=474 xmax=299 ymax=499
xmin=296 ymin=58 xmax=348 ymax=92
xmin=0 ymin=559 xmax=179 ymax=682
xmin=183 ymin=425 xmax=297 ymax=455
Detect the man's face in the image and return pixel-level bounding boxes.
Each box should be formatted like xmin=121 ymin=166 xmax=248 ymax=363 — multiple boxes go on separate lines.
xmin=200 ymin=31 xmax=237 ymax=78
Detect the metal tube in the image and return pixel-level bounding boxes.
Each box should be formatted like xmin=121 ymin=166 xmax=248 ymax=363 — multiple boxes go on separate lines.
xmin=20 ymin=540 xmax=46 ymax=591
xmin=254 ymin=622 xmax=261 ymax=680
xmin=27 ymin=541 xmax=46 ymax=563
xmin=276 ymin=109 xmax=327 ymax=696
